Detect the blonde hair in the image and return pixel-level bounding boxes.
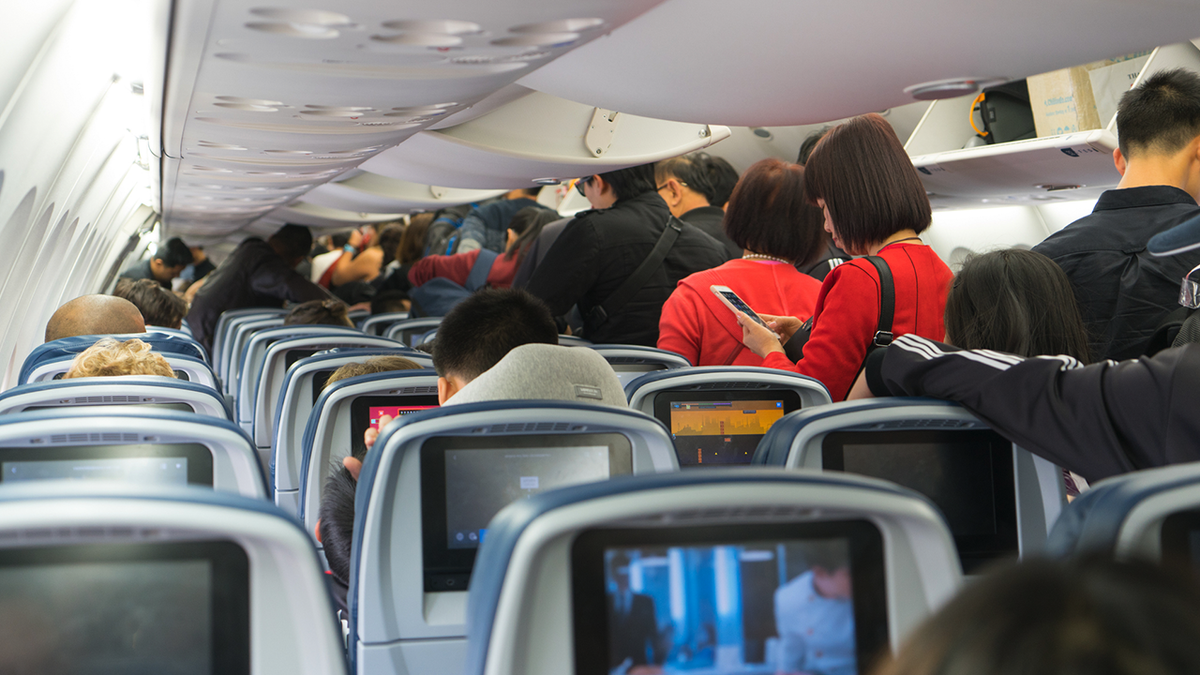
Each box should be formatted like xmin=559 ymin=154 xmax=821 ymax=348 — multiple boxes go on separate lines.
xmin=323 ymin=355 xmax=422 ymax=390
xmin=63 ymin=338 xmax=177 ymax=379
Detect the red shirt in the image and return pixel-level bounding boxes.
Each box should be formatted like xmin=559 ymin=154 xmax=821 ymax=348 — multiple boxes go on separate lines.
xmin=762 ymin=242 xmax=953 ymax=400
xmin=658 ymin=259 xmax=822 ymax=366
xmin=407 ymin=249 xmax=521 ymax=289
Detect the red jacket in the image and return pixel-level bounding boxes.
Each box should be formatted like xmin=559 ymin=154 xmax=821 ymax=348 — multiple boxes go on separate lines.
xmin=762 ymin=242 xmax=953 ymax=400
xmin=658 ymin=259 xmax=822 ymax=366
xmin=407 ymin=249 xmax=521 ymax=289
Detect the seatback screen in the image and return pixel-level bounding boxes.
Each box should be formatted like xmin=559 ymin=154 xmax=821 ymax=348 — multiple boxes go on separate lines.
xmin=0 ymin=540 xmax=249 ymax=674
xmin=0 ymin=444 xmax=213 ymax=487
xmin=421 ymin=433 xmax=633 ymax=592
xmin=822 ymin=429 xmax=1018 ymax=570
xmin=348 ymin=395 xmax=440 ymax=457
xmin=1160 ymin=510 xmax=1200 ymax=573
xmin=654 ymin=391 xmax=802 ymax=467
xmin=571 ymin=520 xmax=888 ymax=675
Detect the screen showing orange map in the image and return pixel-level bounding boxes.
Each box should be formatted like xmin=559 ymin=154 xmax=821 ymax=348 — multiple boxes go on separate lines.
xmin=669 ymin=401 xmax=785 ymax=467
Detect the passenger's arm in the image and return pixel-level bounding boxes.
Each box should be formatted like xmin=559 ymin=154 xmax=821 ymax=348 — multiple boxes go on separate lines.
xmin=870 ymin=334 xmax=1186 ymax=483
xmin=657 ymin=287 xmax=703 ymax=365
xmin=407 ymin=252 xmax=474 ymax=287
xmin=331 ymin=247 xmax=382 ymax=286
xmin=524 ymin=219 xmax=601 ymax=316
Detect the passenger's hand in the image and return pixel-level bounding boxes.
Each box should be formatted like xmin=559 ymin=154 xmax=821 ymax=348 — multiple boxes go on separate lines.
xmin=757 ymin=313 xmax=803 ymax=343
xmin=846 ymin=370 xmax=874 ymax=401
xmin=363 ymin=413 xmax=395 ymax=449
xmin=737 ymin=312 xmax=786 ymax=358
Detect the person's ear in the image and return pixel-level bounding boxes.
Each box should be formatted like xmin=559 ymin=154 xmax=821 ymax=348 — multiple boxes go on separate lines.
xmin=438 ymin=374 xmax=467 ymax=404
xmin=1113 ymin=148 xmax=1127 ymax=176
xmin=342 ymin=455 xmax=363 ymax=481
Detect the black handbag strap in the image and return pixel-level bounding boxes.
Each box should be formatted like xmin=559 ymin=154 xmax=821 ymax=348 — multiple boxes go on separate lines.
xmin=863 ymin=256 xmax=896 ymax=347
xmin=587 ymin=216 xmax=684 ymax=327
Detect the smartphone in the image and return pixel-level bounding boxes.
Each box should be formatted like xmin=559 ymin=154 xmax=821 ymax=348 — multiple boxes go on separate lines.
xmin=710 ymin=285 xmax=769 ymax=327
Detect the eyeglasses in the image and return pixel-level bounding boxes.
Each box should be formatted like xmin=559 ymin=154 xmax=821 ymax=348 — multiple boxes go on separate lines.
xmin=575 ymin=176 xmax=592 ymax=197
xmin=656 ymin=180 xmax=688 ymax=192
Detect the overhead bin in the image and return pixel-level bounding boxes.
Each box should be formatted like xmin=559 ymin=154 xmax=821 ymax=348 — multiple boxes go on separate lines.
xmin=906 ymin=42 xmax=1200 ymax=207
xmin=297 ymin=173 xmax=506 ymax=214
xmin=265 ymin=201 xmax=405 ymax=229
xmin=360 ymin=90 xmax=731 ymax=189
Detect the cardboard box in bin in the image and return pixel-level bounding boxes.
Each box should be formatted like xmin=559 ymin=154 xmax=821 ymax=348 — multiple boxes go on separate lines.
xmin=1026 ymin=51 xmax=1152 ymax=137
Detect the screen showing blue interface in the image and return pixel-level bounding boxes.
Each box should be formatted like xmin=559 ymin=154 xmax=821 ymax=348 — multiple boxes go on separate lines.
xmin=3 ymin=457 xmax=189 ymax=485
xmin=603 ymin=539 xmax=856 ymax=675
xmin=443 ymin=445 xmax=610 ymax=549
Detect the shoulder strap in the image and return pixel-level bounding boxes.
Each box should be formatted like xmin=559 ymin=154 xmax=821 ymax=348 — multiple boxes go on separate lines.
xmin=863 ymin=256 xmax=895 ymax=346
xmin=465 ymin=249 xmax=499 ymax=291
xmin=587 ymin=216 xmax=684 ymax=327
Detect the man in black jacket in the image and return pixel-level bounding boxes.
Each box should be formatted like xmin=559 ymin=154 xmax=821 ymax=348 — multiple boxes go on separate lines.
xmin=1032 ymin=68 xmax=1200 ymax=360
xmin=525 ymin=164 xmax=729 ymax=346
xmin=655 ymin=153 xmax=742 ymax=258
xmin=186 ymin=224 xmax=331 ymax=351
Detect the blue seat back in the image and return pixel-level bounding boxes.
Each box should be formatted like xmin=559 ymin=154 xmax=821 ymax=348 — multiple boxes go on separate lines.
xmin=212 ymin=308 xmax=287 ymax=375
xmin=459 ymin=469 xmax=962 ymax=675
xmin=384 ymin=317 xmax=444 ymax=348
xmin=221 ymin=316 xmax=286 ymax=395
xmin=348 ymin=400 xmax=679 ymax=675
xmin=0 ymin=483 xmax=347 ymax=674
xmin=21 ymin=352 xmax=219 ymax=390
xmin=753 ymin=397 xmax=1067 ymax=569
xmin=234 ymin=325 xmax=364 ymax=419
xmin=0 ymin=376 xmax=231 ymax=419
xmin=587 ymin=344 xmax=692 ymax=387
xmin=360 ymin=311 xmax=409 ymax=336
xmin=20 ymin=333 xmax=206 ymax=385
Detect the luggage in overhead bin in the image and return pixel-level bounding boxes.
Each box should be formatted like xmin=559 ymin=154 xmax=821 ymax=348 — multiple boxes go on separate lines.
xmin=979 ymin=80 xmax=1037 ymax=144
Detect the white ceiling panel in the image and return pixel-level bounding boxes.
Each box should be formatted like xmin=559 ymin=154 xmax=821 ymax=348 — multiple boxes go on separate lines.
xmin=519 ymin=0 xmax=1200 ymax=126
xmin=301 ymin=174 xmax=506 ymax=213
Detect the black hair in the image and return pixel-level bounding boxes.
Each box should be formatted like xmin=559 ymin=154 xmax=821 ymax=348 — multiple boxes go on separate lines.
xmin=155 ymin=237 xmax=194 ymax=268
xmin=284 ymin=298 xmax=354 ymax=327
xmin=599 ymin=164 xmax=657 ymax=202
xmin=1117 ymin=68 xmax=1200 ymax=158
xmin=113 ymin=277 xmax=188 ymax=329
xmin=945 ymin=249 xmax=1091 ymax=362
xmin=701 ymin=154 xmax=740 ymax=208
xmin=655 ymin=154 xmax=718 ymax=204
xmin=330 ymin=230 xmax=354 ymax=250
xmin=797 ymin=127 xmax=832 ymax=165
xmin=877 ymin=556 xmax=1200 ymax=675
xmin=505 ymin=208 xmax=560 ymax=262
xmin=519 ymin=187 xmax=541 ymax=197
xmin=318 ymin=465 xmax=357 ymax=586
xmin=370 ymin=290 xmax=409 ymax=315
xmin=431 ymin=288 xmax=557 ymax=380
xmin=269 ymin=224 xmax=314 ymax=260
xmin=376 ymin=223 xmax=405 ymax=267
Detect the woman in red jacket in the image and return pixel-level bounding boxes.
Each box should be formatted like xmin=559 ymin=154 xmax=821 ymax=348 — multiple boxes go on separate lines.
xmin=738 ymin=113 xmax=953 ymax=400
xmin=658 ymin=158 xmax=825 ymax=366
xmin=408 ymin=207 xmax=558 ymax=289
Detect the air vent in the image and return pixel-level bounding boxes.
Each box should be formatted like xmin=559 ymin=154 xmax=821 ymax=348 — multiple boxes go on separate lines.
xmin=624 ymin=505 xmax=820 ymax=525
xmin=848 ymin=419 xmax=982 ymax=431
xmin=476 ymin=422 xmax=573 ymax=434
xmin=691 ymin=382 xmax=772 ymax=391
xmin=390 ymin=386 xmax=438 ymax=395
xmin=47 ymin=432 xmax=140 ymax=444
xmin=75 ymin=395 xmax=137 ymax=404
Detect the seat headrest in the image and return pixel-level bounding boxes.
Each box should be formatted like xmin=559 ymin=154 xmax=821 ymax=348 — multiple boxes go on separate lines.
xmin=448 ymin=343 xmax=627 ymax=408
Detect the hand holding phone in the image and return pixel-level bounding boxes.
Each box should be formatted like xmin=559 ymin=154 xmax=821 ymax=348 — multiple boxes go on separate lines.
xmin=710 ymin=285 xmax=768 ymax=327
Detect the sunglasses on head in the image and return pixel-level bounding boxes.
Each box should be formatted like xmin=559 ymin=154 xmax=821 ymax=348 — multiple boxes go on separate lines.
xmin=575 ymin=176 xmax=593 ymax=197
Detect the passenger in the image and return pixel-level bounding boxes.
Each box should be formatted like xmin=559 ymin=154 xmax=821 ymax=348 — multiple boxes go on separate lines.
xmin=656 ymin=153 xmax=742 ymax=258
xmin=113 ymin=278 xmax=189 ymax=330
xmin=736 ymin=113 xmax=954 ymax=400
xmin=185 ymin=224 xmax=332 ymax=352
xmin=369 ymin=290 xmax=410 ymax=315
xmin=873 ymin=557 xmax=1200 ymax=675
xmin=62 ymin=338 xmax=175 ymax=379
xmin=310 ymin=229 xmax=357 ymax=288
xmin=376 ymin=212 xmax=433 ymax=298
xmin=175 ymin=246 xmax=215 ymax=292
xmin=312 ymin=354 xmax=422 ymax=610
xmin=700 ymin=152 xmax=740 ymax=210
xmin=509 ymin=212 xmax=573 ymax=289
xmin=794 ymin=127 xmax=848 ymax=282
xmin=525 ymin=163 xmax=730 ymax=346
xmin=944 ymin=249 xmax=1091 ymax=362
xmin=657 ymin=158 xmax=824 ymax=366
xmin=775 ymin=540 xmax=855 ymax=675
xmin=1032 ymin=68 xmax=1200 ymax=361
xmin=330 ymin=223 xmax=404 ymax=303
xmin=45 ymin=295 xmax=146 ymax=342
xmin=282 ymin=299 xmax=354 ymax=327
xmin=407 ymin=207 xmax=558 ymax=297
xmin=119 ymin=236 xmax=193 ymax=289
xmin=456 ymin=188 xmax=552 ymax=254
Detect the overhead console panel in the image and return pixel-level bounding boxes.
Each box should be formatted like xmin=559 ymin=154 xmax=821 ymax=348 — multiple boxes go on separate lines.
xmin=158 ymin=0 xmax=667 ymax=234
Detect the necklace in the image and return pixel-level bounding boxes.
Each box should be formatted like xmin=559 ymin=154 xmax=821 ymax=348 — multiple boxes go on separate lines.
xmin=884 ymin=236 xmax=923 ymax=246
xmin=742 ymin=253 xmax=791 ymax=264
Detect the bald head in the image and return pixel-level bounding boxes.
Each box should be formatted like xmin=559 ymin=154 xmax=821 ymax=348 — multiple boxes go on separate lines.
xmin=45 ymin=295 xmax=147 ymax=343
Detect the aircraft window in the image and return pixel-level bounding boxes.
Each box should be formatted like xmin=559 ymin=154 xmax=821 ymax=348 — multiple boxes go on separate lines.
xmin=0 ymin=540 xmax=249 ymax=673
xmin=421 ymin=433 xmax=632 ymax=592
xmin=571 ymin=520 xmax=888 ymax=675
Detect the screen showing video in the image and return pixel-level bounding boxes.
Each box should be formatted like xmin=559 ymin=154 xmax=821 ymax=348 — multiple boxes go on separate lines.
xmin=668 ymin=400 xmax=785 ymax=466
xmin=571 ymin=521 xmax=887 ymax=675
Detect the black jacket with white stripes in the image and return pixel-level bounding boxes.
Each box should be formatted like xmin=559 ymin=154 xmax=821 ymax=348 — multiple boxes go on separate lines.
xmin=865 ymin=334 xmax=1200 ymax=483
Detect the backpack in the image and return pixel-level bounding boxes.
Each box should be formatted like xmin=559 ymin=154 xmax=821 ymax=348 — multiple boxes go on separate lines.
xmin=422 ymin=204 xmax=473 ymax=257
xmin=408 ymin=249 xmax=499 ymax=317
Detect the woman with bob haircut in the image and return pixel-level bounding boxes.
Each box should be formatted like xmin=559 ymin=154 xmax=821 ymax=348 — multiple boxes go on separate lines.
xmin=738 ymin=113 xmax=954 ymax=400
xmin=64 ymin=338 xmax=177 ymax=379
xmin=658 ymin=158 xmax=824 ymax=366
xmin=945 ymin=249 xmax=1091 ymax=363
xmin=872 ymin=556 xmax=1200 ymax=675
